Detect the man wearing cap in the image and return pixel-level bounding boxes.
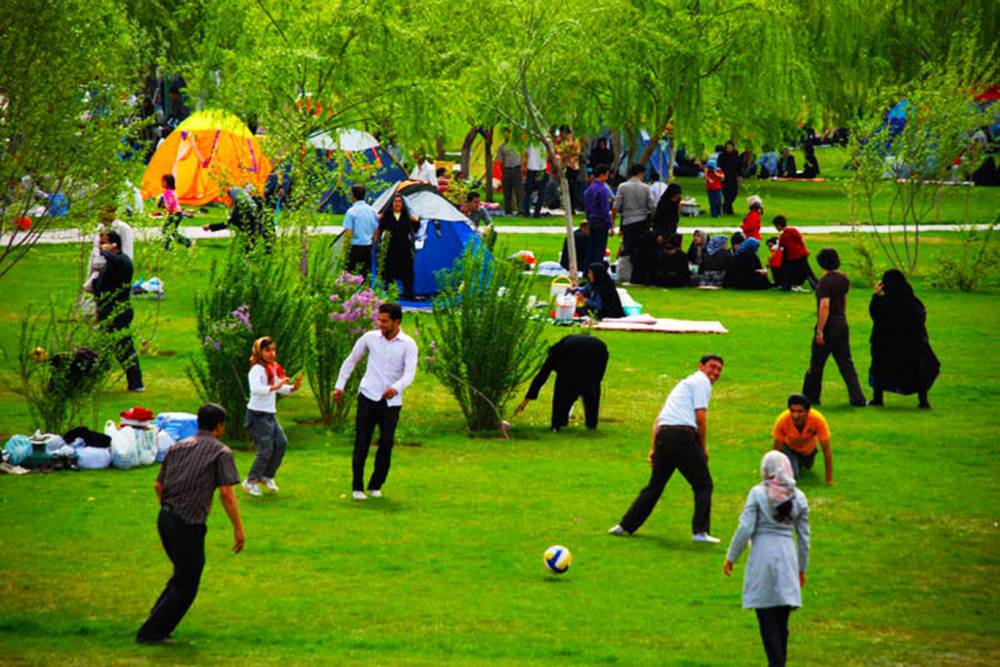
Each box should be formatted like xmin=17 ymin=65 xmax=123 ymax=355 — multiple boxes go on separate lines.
xmin=772 ymin=394 xmax=834 ymax=484
xmin=609 ymin=355 xmax=724 ymax=543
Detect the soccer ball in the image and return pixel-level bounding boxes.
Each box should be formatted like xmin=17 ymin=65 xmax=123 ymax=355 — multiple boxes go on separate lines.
xmin=543 ymin=545 xmax=572 ymax=574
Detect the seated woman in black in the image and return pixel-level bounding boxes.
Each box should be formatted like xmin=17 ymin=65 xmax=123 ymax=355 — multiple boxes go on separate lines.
xmin=656 ymin=233 xmax=692 ymax=287
xmin=687 ymin=229 xmax=706 ymax=270
xmin=800 ymin=143 xmax=821 ymax=178
xmin=629 ymin=229 xmax=661 ymax=285
xmin=574 ymin=262 xmax=625 ymax=319
xmin=868 ymin=269 xmax=939 ymax=409
xmin=723 ymin=234 xmax=772 ymax=290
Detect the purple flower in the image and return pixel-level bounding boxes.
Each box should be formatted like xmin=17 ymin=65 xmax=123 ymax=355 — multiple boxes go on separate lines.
xmin=330 ymin=294 xmax=340 ymax=302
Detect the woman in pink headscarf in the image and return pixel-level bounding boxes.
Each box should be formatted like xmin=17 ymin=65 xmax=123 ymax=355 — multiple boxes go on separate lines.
xmin=723 ymin=451 xmax=811 ymax=667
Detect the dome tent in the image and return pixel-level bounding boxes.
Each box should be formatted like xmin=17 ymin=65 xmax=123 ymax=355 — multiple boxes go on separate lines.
xmin=312 ymin=129 xmax=407 ymax=214
xmin=371 ymin=181 xmax=487 ymax=297
xmin=141 ymin=110 xmax=271 ymax=206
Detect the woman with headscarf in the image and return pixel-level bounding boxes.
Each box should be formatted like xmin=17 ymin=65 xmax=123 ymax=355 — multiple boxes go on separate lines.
xmin=686 ymin=229 xmax=706 ymax=270
xmin=654 ymin=233 xmax=692 ymax=287
xmin=741 ymin=195 xmax=764 ymax=241
xmin=868 ymin=269 xmax=939 ymax=408
xmin=376 ymin=194 xmax=420 ymax=299
xmin=724 ymin=451 xmax=810 ymax=667
xmin=724 ymin=234 xmax=771 ymax=290
xmin=800 ymin=143 xmax=821 ymax=178
xmin=574 ymin=263 xmax=625 ymax=319
xmin=652 ymin=183 xmax=683 ymax=237
xmin=699 ymin=234 xmax=730 ymax=287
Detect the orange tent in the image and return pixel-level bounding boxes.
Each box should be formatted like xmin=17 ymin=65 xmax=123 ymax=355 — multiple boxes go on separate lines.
xmin=141 ymin=110 xmax=272 ymax=206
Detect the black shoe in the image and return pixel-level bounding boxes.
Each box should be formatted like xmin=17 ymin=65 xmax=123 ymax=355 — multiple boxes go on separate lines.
xmin=850 ymin=400 xmax=868 ymax=407
xmin=918 ymin=402 xmax=931 ymax=410
xmin=868 ymin=399 xmax=883 ymax=407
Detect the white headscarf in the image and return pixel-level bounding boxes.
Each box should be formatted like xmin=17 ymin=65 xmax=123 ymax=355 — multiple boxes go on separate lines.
xmin=760 ymin=450 xmax=796 ymax=504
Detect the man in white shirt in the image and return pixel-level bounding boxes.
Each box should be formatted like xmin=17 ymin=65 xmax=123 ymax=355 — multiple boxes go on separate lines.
xmin=409 ymin=152 xmax=436 ymax=184
xmin=609 ymin=355 xmax=724 ymax=542
xmin=522 ymin=142 xmax=547 ymax=217
xmin=342 ymin=185 xmax=379 ymax=276
xmin=334 ymin=303 xmax=419 ymax=500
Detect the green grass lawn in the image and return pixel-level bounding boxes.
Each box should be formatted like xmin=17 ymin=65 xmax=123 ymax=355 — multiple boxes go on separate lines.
xmin=0 ymin=233 xmax=998 ymax=666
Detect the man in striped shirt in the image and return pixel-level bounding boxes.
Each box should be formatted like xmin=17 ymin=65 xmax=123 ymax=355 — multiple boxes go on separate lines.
xmin=136 ymin=403 xmax=245 ymax=644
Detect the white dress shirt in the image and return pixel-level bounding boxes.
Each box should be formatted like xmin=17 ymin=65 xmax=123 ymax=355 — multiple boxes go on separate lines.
xmin=336 ymin=329 xmax=418 ymax=407
xmin=657 ymin=371 xmax=713 ymax=428
xmin=409 ymin=160 xmax=436 ymax=184
xmin=526 ymin=144 xmax=547 ymax=172
xmin=247 ymin=364 xmax=294 ymax=413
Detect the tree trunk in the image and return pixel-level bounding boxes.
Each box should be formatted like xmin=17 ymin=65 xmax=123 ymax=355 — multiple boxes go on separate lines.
xmin=610 ymin=131 xmax=623 ymax=174
xmin=483 ymin=126 xmax=495 ymax=202
xmin=541 ymin=138 xmax=577 ymax=282
xmin=459 ymin=126 xmax=479 ymax=179
xmin=667 ymin=135 xmax=676 ymax=181
xmin=435 ymin=135 xmax=446 ymax=160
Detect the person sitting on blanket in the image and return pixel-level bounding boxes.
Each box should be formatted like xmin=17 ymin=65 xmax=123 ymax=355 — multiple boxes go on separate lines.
xmin=656 ymin=234 xmax=693 ymax=287
xmin=574 ymin=262 xmax=625 ymax=319
xmin=560 ymin=219 xmax=589 ymax=271
xmin=777 ymin=148 xmax=797 ymax=178
xmin=799 ymin=143 xmax=821 ymax=179
xmin=724 ymin=233 xmax=772 ymax=290
xmin=699 ymin=234 xmax=730 ymax=287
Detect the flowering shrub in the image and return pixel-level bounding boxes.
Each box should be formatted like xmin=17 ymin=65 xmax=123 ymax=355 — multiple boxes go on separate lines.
xmin=306 ymin=260 xmax=382 ymax=427
xmin=188 ymin=241 xmax=311 ymax=439
xmin=427 ymin=246 xmax=546 ymax=431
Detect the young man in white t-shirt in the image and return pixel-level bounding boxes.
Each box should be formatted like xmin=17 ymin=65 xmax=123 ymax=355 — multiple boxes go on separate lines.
xmin=609 ymin=355 xmax=724 ymax=542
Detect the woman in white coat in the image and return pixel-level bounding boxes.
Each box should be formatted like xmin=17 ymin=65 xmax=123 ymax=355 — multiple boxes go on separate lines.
xmin=724 ymin=451 xmax=810 ymax=667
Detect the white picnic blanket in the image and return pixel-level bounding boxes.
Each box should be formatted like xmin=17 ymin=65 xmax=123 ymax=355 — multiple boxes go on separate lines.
xmin=594 ymin=314 xmax=728 ymax=334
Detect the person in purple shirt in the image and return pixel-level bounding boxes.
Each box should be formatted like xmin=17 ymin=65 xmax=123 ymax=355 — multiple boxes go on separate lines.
xmin=584 ymin=164 xmax=614 ymax=267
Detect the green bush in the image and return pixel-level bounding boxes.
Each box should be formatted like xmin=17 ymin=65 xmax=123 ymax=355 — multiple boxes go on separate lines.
xmin=930 ymin=224 xmax=999 ymax=292
xmin=187 ymin=240 xmax=311 ymax=440
xmin=426 ymin=246 xmax=546 ymax=431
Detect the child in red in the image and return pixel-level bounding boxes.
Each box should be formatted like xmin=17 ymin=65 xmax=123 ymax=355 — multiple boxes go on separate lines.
xmin=161 ymin=174 xmax=191 ymax=249
xmin=742 ymin=195 xmax=764 ymax=240
xmin=773 ymin=215 xmax=817 ymax=291
xmin=766 ymin=237 xmax=784 ymax=285
xmin=704 ymin=159 xmax=724 ymax=217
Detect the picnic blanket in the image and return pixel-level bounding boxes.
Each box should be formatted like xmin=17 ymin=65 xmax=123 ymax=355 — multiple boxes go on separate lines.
xmin=593 ymin=314 xmax=728 ymax=334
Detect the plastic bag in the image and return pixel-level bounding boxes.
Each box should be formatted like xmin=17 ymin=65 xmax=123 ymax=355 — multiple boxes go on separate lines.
xmin=155 ymin=430 xmax=176 ymax=463
xmin=106 ymin=420 xmax=140 ymax=469
xmin=154 ymin=413 xmax=198 ymax=442
xmin=77 ymin=447 xmax=112 ymax=469
xmin=4 ymin=435 xmax=31 ymax=466
xmin=125 ymin=427 xmax=157 ymax=466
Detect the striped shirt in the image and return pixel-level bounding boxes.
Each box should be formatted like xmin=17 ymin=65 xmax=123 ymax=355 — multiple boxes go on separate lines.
xmin=157 ymin=431 xmax=241 ymax=525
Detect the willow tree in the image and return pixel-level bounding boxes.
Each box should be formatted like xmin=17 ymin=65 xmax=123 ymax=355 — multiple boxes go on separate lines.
xmin=0 ymin=0 xmax=143 ymax=282
xmin=462 ymin=0 xmax=612 ymax=279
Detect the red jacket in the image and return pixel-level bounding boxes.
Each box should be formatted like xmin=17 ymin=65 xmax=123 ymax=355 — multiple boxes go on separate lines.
xmin=741 ymin=210 xmax=762 ymax=240
xmin=705 ymin=169 xmax=724 ymax=191
xmin=779 ymin=226 xmax=809 ymax=261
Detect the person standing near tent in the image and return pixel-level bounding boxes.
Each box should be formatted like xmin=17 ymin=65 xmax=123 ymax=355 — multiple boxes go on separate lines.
xmin=515 ymin=334 xmax=609 ymax=431
xmin=583 ymin=165 xmax=614 ymax=267
xmin=723 ymin=450 xmax=810 ymax=667
xmin=334 ymin=303 xmax=418 ymax=501
xmin=342 ymin=185 xmax=379 ymax=277
xmin=718 ymin=141 xmax=742 ymax=215
xmin=803 ymin=248 xmax=867 ymax=407
xmin=160 ymin=174 xmax=191 ymax=249
xmin=497 ymin=130 xmax=525 ymax=215
xmin=375 ymin=195 xmax=420 ymax=300
xmin=609 ymin=354 xmax=724 ymax=542
xmin=136 ymin=403 xmax=244 ymax=644
xmin=90 ymin=230 xmax=144 ymax=392
xmin=409 ymin=152 xmax=435 ymax=184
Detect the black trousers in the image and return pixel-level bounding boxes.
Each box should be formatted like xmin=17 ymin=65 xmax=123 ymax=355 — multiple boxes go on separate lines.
xmin=620 ymin=222 xmax=645 ymax=257
xmin=619 ymin=426 xmax=713 ymax=534
xmin=756 ymin=606 xmax=792 ymax=667
xmin=502 ymin=167 xmax=525 ymax=214
xmin=781 ymin=256 xmax=818 ymax=290
xmin=348 ymin=244 xmax=373 ymax=277
xmin=551 ymin=378 xmax=600 ymax=430
xmin=137 ymin=508 xmax=206 ymax=641
xmin=522 ymin=170 xmax=546 ymax=216
xmin=103 ymin=313 xmax=144 ymax=391
xmin=803 ymin=321 xmax=866 ymax=405
xmin=722 ymin=182 xmax=738 ymax=215
xmin=353 ymin=395 xmax=401 ymax=492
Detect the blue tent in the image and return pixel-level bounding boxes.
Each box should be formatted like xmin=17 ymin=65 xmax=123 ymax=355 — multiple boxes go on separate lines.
xmin=312 ymin=129 xmax=407 ymax=214
xmin=370 ymin=181 xmax=486 ymax=296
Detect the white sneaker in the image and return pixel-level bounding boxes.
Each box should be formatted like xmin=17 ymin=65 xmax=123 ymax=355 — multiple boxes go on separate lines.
xmin=352 ymin=491 xmax=367 ymax=501
xmin=368 ymin=489 xmax=382 ymax=498
xmin=791 ymin=285 xmax=810 ymax=293
xmin=692 ymin=533 xmax=721 ymax=543
xmin=608 ymin=524 xmax=627 ymax=536
xmin=263 ymin=478 xmax=279 ymax=493
xmin=242 ymin=479 xmax=262 ymax=497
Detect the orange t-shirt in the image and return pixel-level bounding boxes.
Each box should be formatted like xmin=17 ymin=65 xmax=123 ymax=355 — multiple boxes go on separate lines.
xmin=772 ymin=409 xmax=830 ymax=455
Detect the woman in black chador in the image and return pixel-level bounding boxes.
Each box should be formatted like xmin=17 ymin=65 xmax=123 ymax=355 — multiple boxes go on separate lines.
xmin=868 ymin=269 xmax=939 ymax=409
xmin=376 ymin=194 xmax=420 ymax=299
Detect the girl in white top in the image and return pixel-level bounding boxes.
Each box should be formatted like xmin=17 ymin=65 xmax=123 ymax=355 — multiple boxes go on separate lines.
xmin=243 ymin=337 xmax=302 ymax=497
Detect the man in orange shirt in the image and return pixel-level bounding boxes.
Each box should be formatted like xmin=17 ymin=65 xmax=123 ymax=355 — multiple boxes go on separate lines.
xmin=772 ymin=393 xmax=834 ymax=484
